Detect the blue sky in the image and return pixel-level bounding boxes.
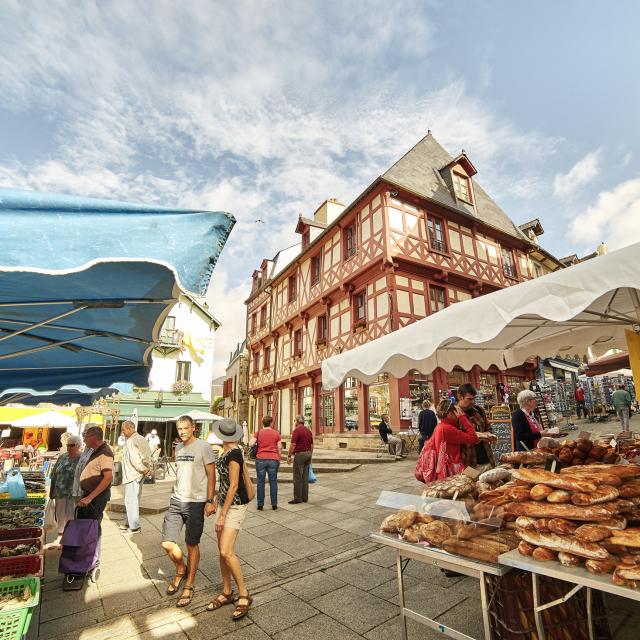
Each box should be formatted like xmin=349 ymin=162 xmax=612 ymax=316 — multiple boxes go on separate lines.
xmin=1 ymin=1 xmax=638 ymax=375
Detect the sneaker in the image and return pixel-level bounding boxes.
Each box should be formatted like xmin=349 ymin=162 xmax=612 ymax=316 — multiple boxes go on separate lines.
xmin=124 ymin=527 xmax=142 ymax=535
xmin=118 ymin=524 xmax=129 ymax=532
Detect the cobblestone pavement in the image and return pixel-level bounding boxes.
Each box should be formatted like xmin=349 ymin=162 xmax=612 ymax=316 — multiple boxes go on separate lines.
xmin=37 ymin=417 xmax=640 ymax=640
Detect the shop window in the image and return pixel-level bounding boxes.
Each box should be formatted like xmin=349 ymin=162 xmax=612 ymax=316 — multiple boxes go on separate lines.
xmin=176 ymin=360 xmax=191 ymax=382
xmin=453 ymin=172 xmax=472 ymax=204
xmin=408 ymin=371 xmax=434 ymax=415
xmin=265 ymin=393 xmax=273 ymax=417
xmin=354 ymin=290 xmax=367 ymax=325
xmin=288 ymin=274 xmax=297 ymax=302
xmin=311 ymin=255 xmax=321 ymax=286
xmin=260 ymin=305 xmax=267 ymax=328
xmin=368 ymin=374 xmax=389 ymax=428
xmin=263 ymin=346 xmax=271 ymax=371
xmin=300 ymin=386 xmax=312 ymax=427
xmin=429 ymin=285 xmax=447 ymax=313
xmin=427 ymin=216 xmax=447 ymax=253
xmin=343 ymin=377 xmax=359 ymax=431
xmin=344 ymin=224 xmax=357 ymax=259
xmin=293 ymin=329 xmax=303 ymax=356
xmin=317 ymin=314 xmax=328 ymax=343
xmin=318 ymin=384 xmax=335 ymax=429
xmin=502 ymin=248 xmax=517 ymax=279
xmin=252 ymin=351 xmax=260 ymax=373
xmin=480 ymin=372 xmax=498 ymax=405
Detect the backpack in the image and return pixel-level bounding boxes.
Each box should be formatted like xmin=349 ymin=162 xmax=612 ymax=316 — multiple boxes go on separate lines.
xmin=414 ymin=426 xmax=463 ymax=484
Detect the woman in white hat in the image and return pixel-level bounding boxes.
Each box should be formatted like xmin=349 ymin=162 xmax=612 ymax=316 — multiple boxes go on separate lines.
xmin=207 ymin=419 xmax=252 ymax=620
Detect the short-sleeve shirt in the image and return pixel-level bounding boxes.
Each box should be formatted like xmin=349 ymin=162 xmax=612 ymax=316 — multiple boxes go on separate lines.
xmin=291 ymin=425 xmax=313 ymax=452
xmin=173 ymin=438 xmax=216 ymax=503
xmin=256 ymin=428 xmax=281 ymax=461
xmin=79 ymin=442 xmax=114 ymax=495
xmin=216 ymin=447 xmax=249 ymax=505
xmin=51 ymin=453 xmax=80 ymax=499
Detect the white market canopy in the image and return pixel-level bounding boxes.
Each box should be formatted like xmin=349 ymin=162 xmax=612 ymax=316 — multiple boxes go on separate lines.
xmin=322 ymin=242 xmax=640 ymax=390
xmin=171 ymin=409 xmax=224 ymax=422
xmin=11 ymin=409 xmax=77 ymax=429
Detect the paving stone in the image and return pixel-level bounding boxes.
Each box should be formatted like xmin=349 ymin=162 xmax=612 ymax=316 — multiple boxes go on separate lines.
xmin=281 ymin=571 xmax=346 ymax=601
xmin=138 ymin=621 xmax=190 ymax=639
xmin=359 ymin=547 xmax=397 ymax=568
xmin=300 ymin=508 xmax=346 ymax=524
xmin=38 ymin=604 xmax=105 ymax=638
xmin=236 ymin=531 xmax=275 ymax=555
xmin=324 ymin=558 xmax=396 ymax=591
xmin=273 ymin=613 xmax=362 ymax=640
xmin=322 ymin=501 xmax=363 ymax=514
xmin=211 ymin=624 xmax=271 ymax=640
xmin=260 ymin=531 xmax=326 ymax=557
xmin=247 ymin=592 xmax=317 ymax=635
xmin=310 ymin=585 xmax=397 ymax=634
xmin=245 ymin=522 xmax=289 ymax=538
xmin=180 ymin=608 xmax=253 ymax=639
xmin=242 ymin=547 xmax=294 ymax=571
xmin=364 ymin=614 xmax=438 ymax=640
xmin=332 ymin=517 xmax=374 ymax=536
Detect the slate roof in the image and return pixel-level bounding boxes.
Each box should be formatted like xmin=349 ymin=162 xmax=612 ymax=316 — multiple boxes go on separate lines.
xmin=382 ymin=132 xmax=531 ymax=243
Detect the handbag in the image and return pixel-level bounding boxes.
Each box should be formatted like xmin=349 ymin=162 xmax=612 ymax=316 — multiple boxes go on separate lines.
xmin=248 ymin=431 xmax=258 ymax=460
xmin=414 ymin=428 xmax=463 ymax=484
xmin=44 ymin=499 xmax=57 ymax=533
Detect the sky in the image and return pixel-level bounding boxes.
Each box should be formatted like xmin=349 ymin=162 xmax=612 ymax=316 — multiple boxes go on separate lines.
xmin=1 ymin=0 xmax=639 ymax=377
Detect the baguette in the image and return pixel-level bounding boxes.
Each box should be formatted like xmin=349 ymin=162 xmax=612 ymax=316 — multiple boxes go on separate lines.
xmin=518 ymin=541 xmax=536 ymax=556
xmin=516 ymin=529 xmax=610 ymax=559
xmin=547 ymin=518 xmax=578 ymax=535
xmin=560 ymin=464 xmax=640 ymax=480
xmin=530 ymin=484 xmax=554 ymax=501
xmin=594 ymin=516 xmax=627 ymax=530
xmin=515 ymin=516 xmax=538 ymax=530
xmin=512 ymin=468 xmax=597 ymax=492
xmin=619 ymin=482 xmax=640 ymax=498
xmin=585 ymin=558 xmax=618 ymax=574
xmin=571 ymin=486 xmax=620 ymax=506
xmin=558 ymin=551 xmax=582 ymax=567
xmin=606 ymin=527 xmax=640 ymax=548
xmin=506 ymin=501 xmax=615 ymax=521
xmin=442 ymin=537 xmax=508 ymax=563
xmin=547 ymin=490 xmax=571 ymax=504
xmin=456 ymin=523 xmax=495 ymax=540
xmin=532 ymin=547 xmax=557 ymax=561
xmin=613 ymin=565 xmax=640 ymax=580
xmin=574 ymin=524 xmax=612 ymax=542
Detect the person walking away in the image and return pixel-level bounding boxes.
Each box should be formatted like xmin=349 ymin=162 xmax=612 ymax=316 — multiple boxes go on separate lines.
xmin=119 ymin=420 xmax=152 ymax=535
xmin=249 ymin=416 xmax=281 ymax=511
xmin=457 ymin=383 xmax=496 ymax=472
xmin=77 ymin=427 xmax=114 ymax=556
xmin=417 ymin=399 xmax=437 ymax=453
xmin=575 ymin=385 xmax=587 ymax=419
xmin=161 ymin=415 xmax=217 ymax=607
xmin=207 ymin=419 xmax=253 ymax=620
xmin=48 ymin=435 xmax=82 ymax=548
xmin=287 ymin=416 xmax=313 ymax=504
xmin=612 ymin=384 xmax=632 ymax=429
xmin=378 ymin=413 xmax=405 ymax=458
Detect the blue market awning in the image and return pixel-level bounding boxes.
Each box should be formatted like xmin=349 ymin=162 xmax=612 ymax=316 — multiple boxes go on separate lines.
xmin=0 ymin=385 xmax=118 ymax=407
xmin=0 ymin=188 xmax=235 ymax=295
xmin=0 ymin=260 xmax=179 ymax=392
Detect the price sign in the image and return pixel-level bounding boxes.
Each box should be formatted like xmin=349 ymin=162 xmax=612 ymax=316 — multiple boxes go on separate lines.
xmin=489 ymin=419 xmax=513 ymax=462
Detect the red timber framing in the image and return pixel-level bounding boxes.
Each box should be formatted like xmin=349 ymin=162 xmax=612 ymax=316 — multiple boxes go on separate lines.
xmin=246 ymin=182 xmax=537 ymax=436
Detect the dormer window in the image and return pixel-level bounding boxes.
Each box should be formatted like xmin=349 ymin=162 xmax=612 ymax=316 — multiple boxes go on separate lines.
xmin=453 ymin=172 xmax=472 ymax=204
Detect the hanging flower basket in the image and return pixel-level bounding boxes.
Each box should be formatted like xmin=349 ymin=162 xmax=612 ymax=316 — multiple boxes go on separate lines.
xmin=172 ymin=381 xmax=193 ymax=395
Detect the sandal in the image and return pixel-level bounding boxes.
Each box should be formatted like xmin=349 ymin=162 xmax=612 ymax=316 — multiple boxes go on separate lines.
xmin=166 ymin=566 xmax=187 ymax=596
xmin=176 ymin=585 xmax=195 ymax=608
xmin=232 ymin=593 xmax=253 ymax=620
xmin=206 ymin=590 xmax=235 ymax=611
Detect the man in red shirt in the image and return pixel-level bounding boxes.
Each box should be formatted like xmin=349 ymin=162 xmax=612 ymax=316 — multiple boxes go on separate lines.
xmin=575 ymin=385 xmax=587 ymax=419
xmin=287 ymin=416 xmax=313 ymax=504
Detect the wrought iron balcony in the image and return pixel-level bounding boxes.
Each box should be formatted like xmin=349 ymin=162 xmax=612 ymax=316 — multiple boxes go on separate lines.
xmin=159 ymin=328 xmax=182 ymax=346
xmin=428 ymin=234 xmax=447 ymax=253
xmin=503 ymin=264 xmax=518 ymax=279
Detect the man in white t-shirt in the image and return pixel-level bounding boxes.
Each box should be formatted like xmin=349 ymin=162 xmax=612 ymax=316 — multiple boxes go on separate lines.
xmin=146 ymin=429 xmax=161 ymax=454
xmin=160 ymin=415 xmax=217 ymax=608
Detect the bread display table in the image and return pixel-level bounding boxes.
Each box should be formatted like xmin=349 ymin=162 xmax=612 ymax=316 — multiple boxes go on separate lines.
xmin=499 ymin=548 xmax=640 ymax=640
xmin=371 ymin=532 xmax=511 ymax=640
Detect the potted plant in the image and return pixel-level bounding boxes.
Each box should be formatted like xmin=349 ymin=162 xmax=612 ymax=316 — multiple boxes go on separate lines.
xmin=172 ymin=380 xmax=193 ymax=395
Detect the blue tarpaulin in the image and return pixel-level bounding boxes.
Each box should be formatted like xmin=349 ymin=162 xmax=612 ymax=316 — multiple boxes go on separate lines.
xmin=0 ymin=385 xmax=118 ymax=407
xmin=0 ymin=188 xmax=235 ymax=295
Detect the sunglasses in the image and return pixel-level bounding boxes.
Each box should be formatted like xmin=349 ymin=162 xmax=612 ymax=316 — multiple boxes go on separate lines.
xmin=67 ymin=444 xmax=78 ymax=447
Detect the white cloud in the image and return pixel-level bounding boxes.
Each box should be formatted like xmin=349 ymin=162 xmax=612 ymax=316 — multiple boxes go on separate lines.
xmin=0 ymin=1 xmax=562 ymax=376
xmin=553 ymin=150 xmax=601 ymax=199
xmin=569 ymin=176 xmax=640 ymax=250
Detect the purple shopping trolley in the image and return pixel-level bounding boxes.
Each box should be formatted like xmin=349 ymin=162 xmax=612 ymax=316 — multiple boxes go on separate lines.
xmin=58 ymin=517 xmax=100 ymax=591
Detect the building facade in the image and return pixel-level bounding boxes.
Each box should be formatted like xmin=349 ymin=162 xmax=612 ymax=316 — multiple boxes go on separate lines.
xmin=246 ymin=132 xmax=563 ymax=435
xmin=222 ymin=340 xmax=250 ymax=425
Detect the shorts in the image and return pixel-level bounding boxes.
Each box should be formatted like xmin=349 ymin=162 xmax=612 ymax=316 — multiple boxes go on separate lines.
xmin=162 ymin=497 xmax=206 ymax=546
xmin=216 ymin=503 xmax=248 ymax=530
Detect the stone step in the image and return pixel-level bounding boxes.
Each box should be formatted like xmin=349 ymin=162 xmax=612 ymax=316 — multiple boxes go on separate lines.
xmin=250 ymin=452 xmax=396 ymax=465
xmin=247 ymin=461 xmax=360 ymax=474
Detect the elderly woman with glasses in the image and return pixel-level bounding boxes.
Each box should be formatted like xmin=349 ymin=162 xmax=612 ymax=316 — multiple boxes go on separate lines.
xmin=512 ymin=390 xmax=551 ymax=451
xmin=48 ymin=434 xmax=83 ymax=546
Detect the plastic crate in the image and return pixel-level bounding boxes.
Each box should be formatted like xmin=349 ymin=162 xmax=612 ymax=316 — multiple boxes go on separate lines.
xmin=0 ymin=529 xmax=42 ymax=543
xmin=0 ymin=497 xmax=45 ymax=507
xmin=0 ymin=554 xmax=42 ymax=579
xmin=0 ymin=577 xmax=40 ymax=640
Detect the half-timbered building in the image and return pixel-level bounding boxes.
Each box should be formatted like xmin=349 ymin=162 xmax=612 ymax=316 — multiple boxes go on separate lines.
xmin=245 ymin=132 xmax=563 ymax=435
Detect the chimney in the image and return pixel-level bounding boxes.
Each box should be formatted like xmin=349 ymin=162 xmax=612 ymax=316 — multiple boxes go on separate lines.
xmin=313 ymin=199 xmax=345 ymax=225
xmin=596 ymin=242 xmax=608 ymax=256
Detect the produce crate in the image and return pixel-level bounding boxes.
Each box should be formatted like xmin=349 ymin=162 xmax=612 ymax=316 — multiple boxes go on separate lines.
xmin=0 ymin=553 xmax=42 ymax=579
xmin=0 ymin=529 xmax=42 ymax=543
xmin=0 ymin=497 xmax=45 ymax=507
xmin=0 ymin=577 xmax=40 ymax=640
xmin=485 ymin=570 xmax=611 ymax=640
xmin=25 ymin=493 xmax=46 ymax=499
